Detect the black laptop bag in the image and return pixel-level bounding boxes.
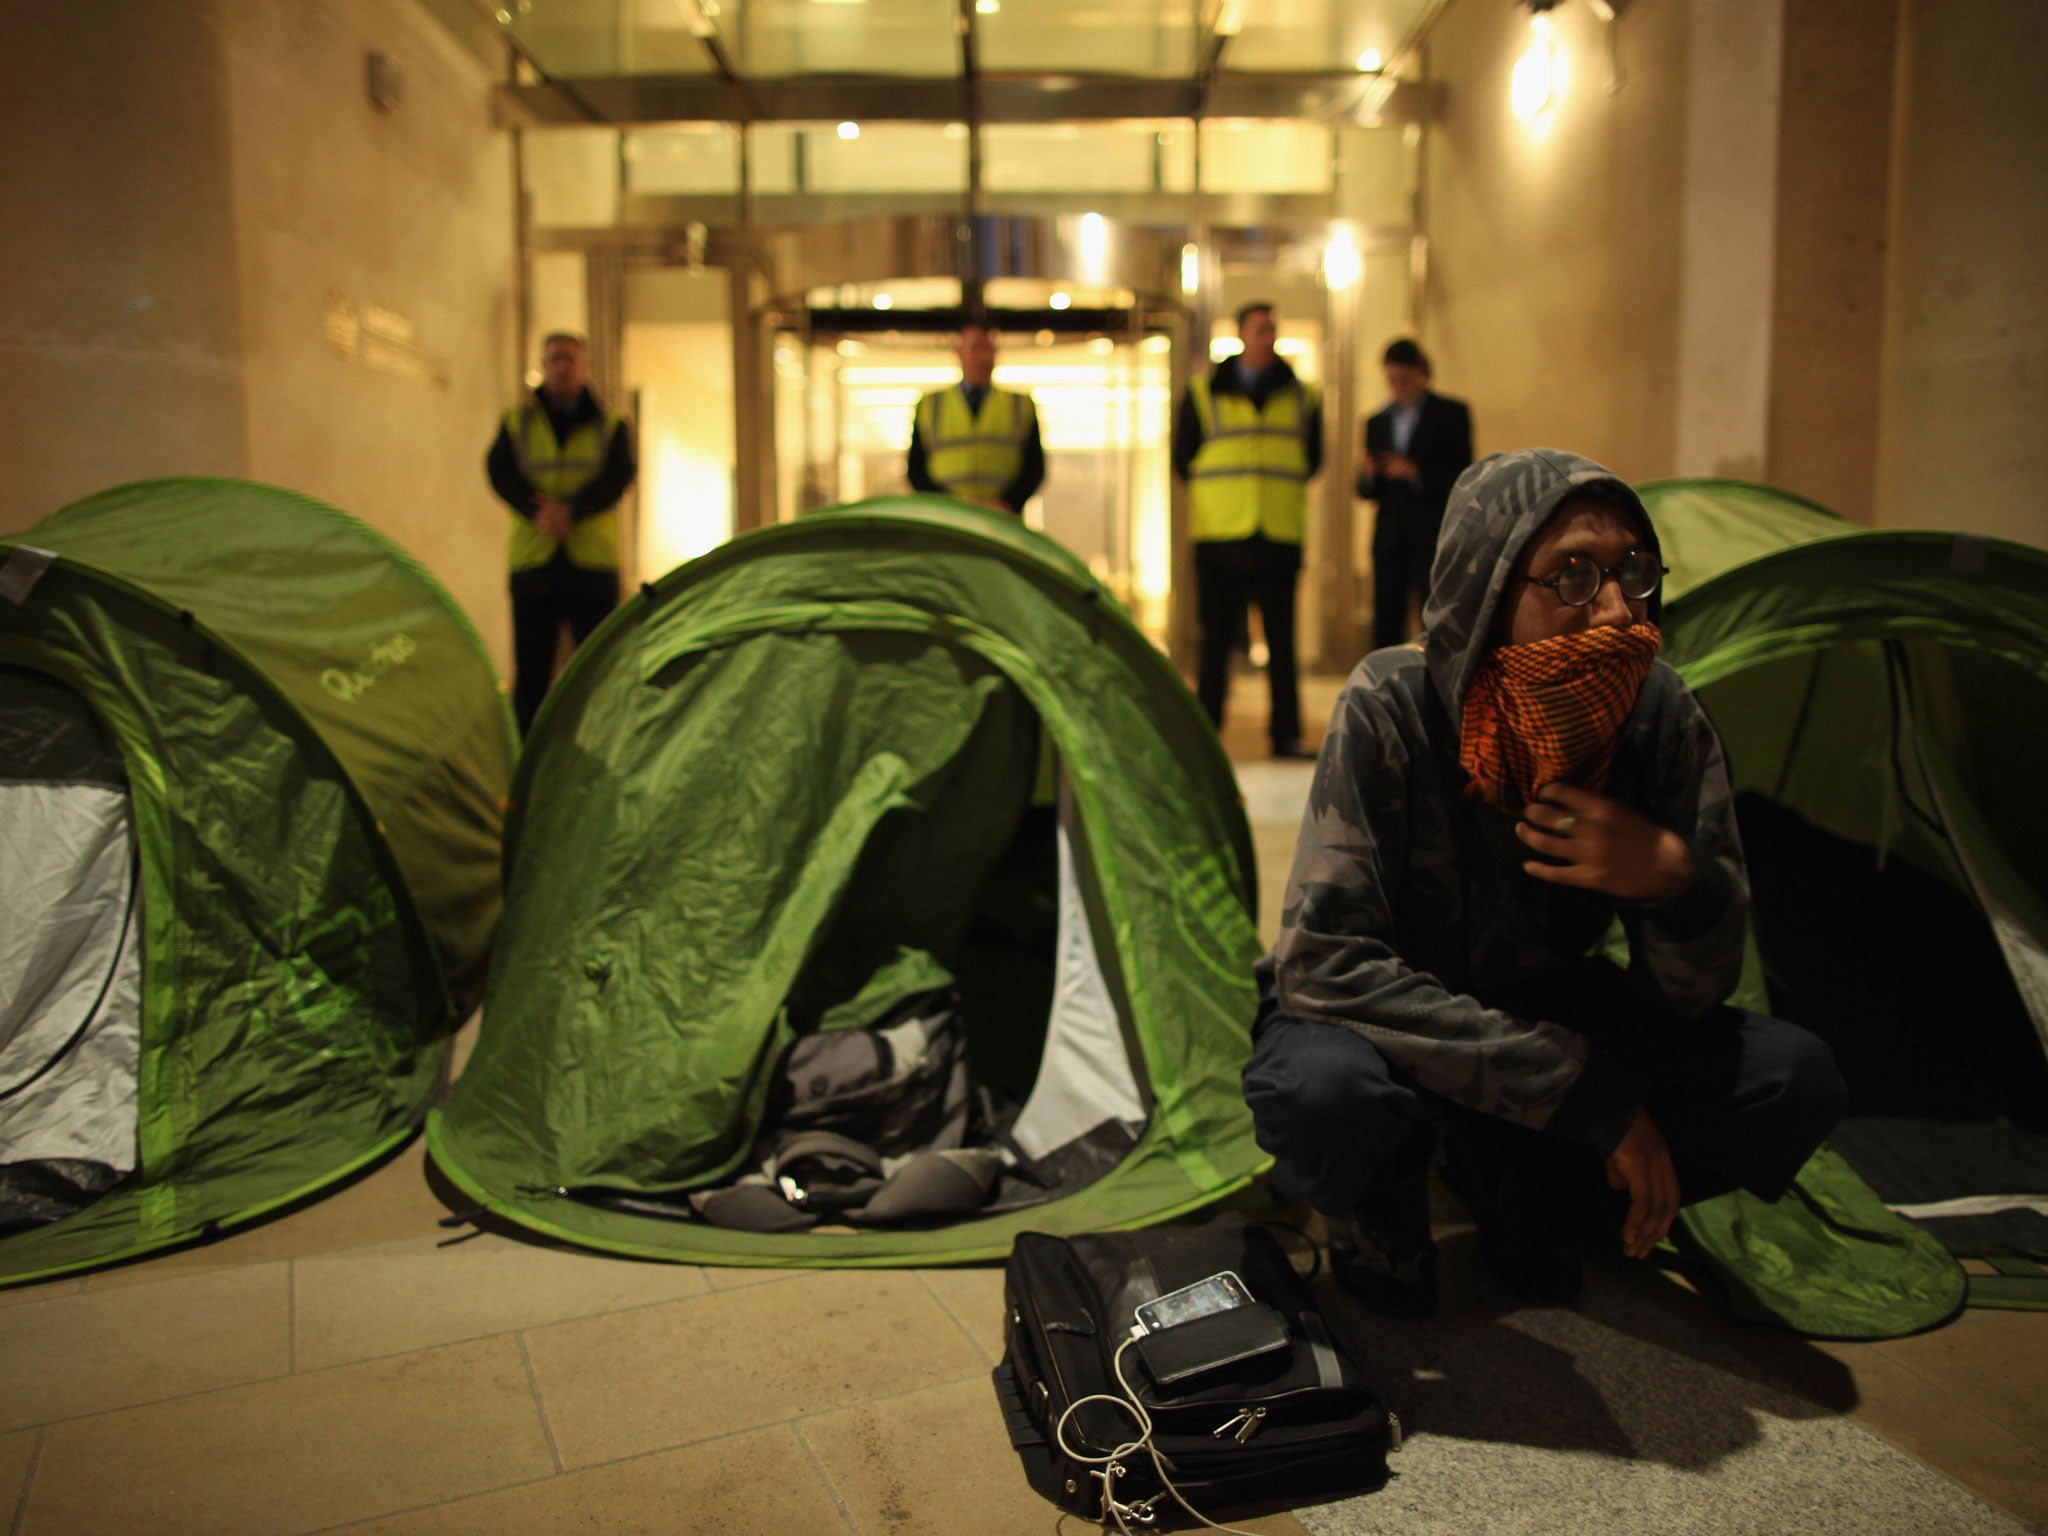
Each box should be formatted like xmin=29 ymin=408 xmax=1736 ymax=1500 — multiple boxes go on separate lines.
xmin=993 ymin=1217 xmax=1398 ymax=1524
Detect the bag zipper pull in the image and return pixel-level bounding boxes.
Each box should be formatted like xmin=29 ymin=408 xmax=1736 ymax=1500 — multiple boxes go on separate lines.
xmin=1213 ymin=1407 xmax=1267 ymax=1443
xmin=1389 ymin=1411 xmax=1404 ymax=1451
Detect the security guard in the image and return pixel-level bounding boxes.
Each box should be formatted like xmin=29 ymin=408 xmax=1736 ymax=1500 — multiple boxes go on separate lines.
xmin=907 ymin=322 xmax=1045 ymax=514
xmin=1172 ymin=301 xmax=1323 ymax=758
xmin=486 ymin=332 xmax=636 ymax=732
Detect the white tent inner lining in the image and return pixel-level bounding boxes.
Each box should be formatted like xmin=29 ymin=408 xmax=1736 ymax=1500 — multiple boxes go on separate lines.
xmin=0 ymin=782 xmax=142 ymax=1173
xmin=1007 ymin=778 xmax=1145 ymax=1160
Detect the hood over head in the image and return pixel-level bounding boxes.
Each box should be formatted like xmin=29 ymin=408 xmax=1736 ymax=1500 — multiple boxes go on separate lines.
xmin=1421 ymin=448 xmax=1662 ymax=733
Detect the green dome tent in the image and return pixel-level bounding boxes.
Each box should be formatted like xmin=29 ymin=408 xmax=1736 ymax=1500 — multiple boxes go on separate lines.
xmin=1643 ymin=479 xmax=2048 ymax=1334
xmin=429 ymin=498 xmax=1269 ymax=1265
xmin=0 ymin=479 xmax=515 ymax=1285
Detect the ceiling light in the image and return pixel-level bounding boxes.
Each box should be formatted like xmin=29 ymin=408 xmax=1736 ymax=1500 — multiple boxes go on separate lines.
xmin=1049 ymin=291 xmax=1072 ymax=311
xmin=1180 ymin=243 xmax=1200 ymax=296
xmin=1356 ymin=49 xmax=1382 ymax=72
xmin=873 ymin=294 xmax=894 ymax=310
xmin=975 ymin=0 xmax=1000 ymax=12
xmin=837 ymin=121 xmax=861 ymax=140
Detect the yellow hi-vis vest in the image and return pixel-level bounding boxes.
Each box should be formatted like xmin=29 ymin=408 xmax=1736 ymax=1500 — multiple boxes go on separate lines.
xmin=916 ymin=386 xmax=1036 ymax=506
xmin=504 ymin=401 xmax=624 ymax=573
xmin=1186 ymin=374 xmax=1320 ymax=545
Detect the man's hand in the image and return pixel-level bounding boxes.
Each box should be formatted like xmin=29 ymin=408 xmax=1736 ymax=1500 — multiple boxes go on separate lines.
xmin=1516 ymin=783 xmax=1695 ymax=902
xmin=1606 ymin=1110 xmax=1680 ymax=1259
xmin=1378 ymin=451 xmax=1420 ymax=481
xmin=534 ymin=496 xmax=574 ymax=539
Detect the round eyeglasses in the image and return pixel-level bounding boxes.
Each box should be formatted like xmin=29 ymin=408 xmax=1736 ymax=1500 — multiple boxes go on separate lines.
xmin=1526 ymin=549 xmax=1667 ymax=607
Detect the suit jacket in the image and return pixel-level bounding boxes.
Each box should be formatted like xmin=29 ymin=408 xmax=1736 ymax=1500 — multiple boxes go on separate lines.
xmin=1358 ymin=391 xmax=1474 ymax=528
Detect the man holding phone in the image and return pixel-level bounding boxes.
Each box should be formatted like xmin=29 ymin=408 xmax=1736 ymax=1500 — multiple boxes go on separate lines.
xmin=1358 ymin=339 xmax=1472 ymax=651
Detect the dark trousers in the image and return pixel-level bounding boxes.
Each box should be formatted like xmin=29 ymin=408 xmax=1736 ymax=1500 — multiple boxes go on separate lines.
xmin=510 ymin=560 xmax=619 ymax=733
xmin=1195 ymin=536 xmax=1303 ymax=750
xmin=1370 ymin=506 xmax=1441 ymax=651
xmin=1242 ymin=962 xmax=1846 ymax=1218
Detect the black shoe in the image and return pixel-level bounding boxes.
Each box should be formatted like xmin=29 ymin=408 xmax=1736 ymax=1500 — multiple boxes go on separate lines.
xmin=1271 ymin=742 xmax=1317 ymax=761
xmin=1327 ymin=1182 xmax=1438 ymax=1320
xmin=1441 ymin=1125 xmax=1584 ymax=1308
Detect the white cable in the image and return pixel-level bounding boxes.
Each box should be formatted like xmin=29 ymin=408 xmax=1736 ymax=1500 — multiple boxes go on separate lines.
xmin=1050 ymin=1338 xmax=1267 ymax=1536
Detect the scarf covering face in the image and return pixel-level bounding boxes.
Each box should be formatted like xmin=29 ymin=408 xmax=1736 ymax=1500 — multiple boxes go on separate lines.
xmin=1458 ymin=622 xmax=1663 ymax=810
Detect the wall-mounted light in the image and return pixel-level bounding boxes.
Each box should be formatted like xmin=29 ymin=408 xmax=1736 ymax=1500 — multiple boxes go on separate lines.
xmin=1511 ymin=11 xmax=1560 ymax=120
xmin=1356 ymin=48 xmax=1382 ymax=73
xmin=836 ymin=121 xmax=861 ymax=140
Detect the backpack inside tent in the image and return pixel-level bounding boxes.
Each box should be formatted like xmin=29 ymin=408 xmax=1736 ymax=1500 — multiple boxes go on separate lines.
xmin=428 ymin=498 xmax=1270 ymax=1264
xmin=0 ymin=479 xmax=514 ymax=1285
xmin=1645 ymin=479 xmax=2048 ymax=1333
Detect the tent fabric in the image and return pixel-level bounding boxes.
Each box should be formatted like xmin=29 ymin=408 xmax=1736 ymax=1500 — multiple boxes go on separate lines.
xmin=430 ymin=497 xmax=1268 ymax=1265
xmin=0 ymin=672 xmax=142 ymax=1185
xmin=1642 ymin=478 xmax=2048 ymax=1335
xmin=0 ymin=480 xmax=514 ymax=1285
xmin=21 ymin=479 xmax=515 ymax=1014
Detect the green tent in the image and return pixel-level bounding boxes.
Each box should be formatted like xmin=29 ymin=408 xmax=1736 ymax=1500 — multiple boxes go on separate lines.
xmin=1642 ymin=479 xmax=2048 ymax=1334
xmin=0 ymin=479 xmax=514 ymax=1284
xmin=429 ymin=497 xmax=1269 ymax=1264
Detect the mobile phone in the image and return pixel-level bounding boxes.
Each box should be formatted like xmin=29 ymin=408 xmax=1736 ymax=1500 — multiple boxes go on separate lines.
xmin=1133 ymin=1270 xmax=1255 ymax=1334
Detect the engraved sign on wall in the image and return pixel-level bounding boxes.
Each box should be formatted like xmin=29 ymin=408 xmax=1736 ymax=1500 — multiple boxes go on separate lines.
xmin=324 ymin=290 xmax=451 ymax=388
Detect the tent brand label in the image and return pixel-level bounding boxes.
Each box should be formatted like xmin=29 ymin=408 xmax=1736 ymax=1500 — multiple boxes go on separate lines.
xmin=323 ymin=633 xmax=418 ymax=703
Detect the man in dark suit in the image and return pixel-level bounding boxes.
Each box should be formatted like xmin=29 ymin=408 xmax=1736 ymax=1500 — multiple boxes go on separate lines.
xmin=1358 ymin=339 xmax=1473 ymax=650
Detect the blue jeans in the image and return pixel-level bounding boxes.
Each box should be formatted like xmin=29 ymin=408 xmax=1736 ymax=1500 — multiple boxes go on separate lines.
xmin=1242 ymin=962 xmax=1846 ymax=1217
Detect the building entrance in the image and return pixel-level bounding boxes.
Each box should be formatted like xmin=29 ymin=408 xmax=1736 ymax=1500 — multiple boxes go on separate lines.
xmin=772 ymin=294 xmax=1178 ymax=643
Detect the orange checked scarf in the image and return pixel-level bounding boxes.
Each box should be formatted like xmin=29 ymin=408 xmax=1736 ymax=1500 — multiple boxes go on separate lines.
xmin=1458 ymin=623 xmax=1663 ymax=810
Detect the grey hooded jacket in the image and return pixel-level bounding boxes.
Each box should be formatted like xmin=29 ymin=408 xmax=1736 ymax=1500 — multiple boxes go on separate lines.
xmin=1256 ymin=448 xmax=1749 ymax=1156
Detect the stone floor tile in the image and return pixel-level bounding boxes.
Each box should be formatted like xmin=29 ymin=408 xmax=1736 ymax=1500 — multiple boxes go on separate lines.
xmin=0 ymin=1278 xmax=83 ymax=1310
xmin=1875 ymin=1306 xmax=2048 ymax=1450
xmin=799 ymin=1376 xmax=1308 ymax=1536
xmin=82 ymin=1139 xmax=446 ymax=1291
xmin=338 ymin=1425 xmax=849 ymax=1535
xmin=0 ymin=1262 xmax=290 ymax=1432
xmin=293 ymin=1230 xmax=710 ymax=1370
xmin=702 ymin=1264 xmax=814 ymax=1291
xmin=522 ymin=1269 xmax=987 ymax=1469
xmin=21 ymin=1335 xmax=553 ymax=1536
xmin=915 ymin=1266 xmax=1007 ymax=1364
xmin=1 ymin=1428 xmax=40 ymax=1524
xmin=1817 ymin=1337 xmax=2048 ymax=1528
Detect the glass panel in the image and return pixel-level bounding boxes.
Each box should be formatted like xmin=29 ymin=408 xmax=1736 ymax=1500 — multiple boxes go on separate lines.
xmin=1332 ymin=124 xmax=1415 ymax=227
xmin=977 ymin=0 xmax=1194 ymax=76
xmin=623 ymin=270 xmax=736 ymax=573
xmin=1229 ymin=0 xmax=1429 ymax=73
xmin=796 ymin=124 xmax=969 ymax=195
xmin=625 ymin=128 xmax=743 ymax=196
xmin=504 ymin=0 xmax=714 ymax=76
xmin=1199 ymin=122 xmax=1332 ymax=194
xmin=750 ymin=126 xmax=801 ymax=195
xmin=524 ymin=129 xmax=622 ymax=228
xmin=983 ymin=125 xmax=1166 ymax=195
xmin=726 ymin=0 xmax=960 ymax=76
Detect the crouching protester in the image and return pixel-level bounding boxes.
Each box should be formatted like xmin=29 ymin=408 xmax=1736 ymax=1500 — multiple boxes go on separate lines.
xmin=1244 ymin=448 xmax=1847 ymax=1317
